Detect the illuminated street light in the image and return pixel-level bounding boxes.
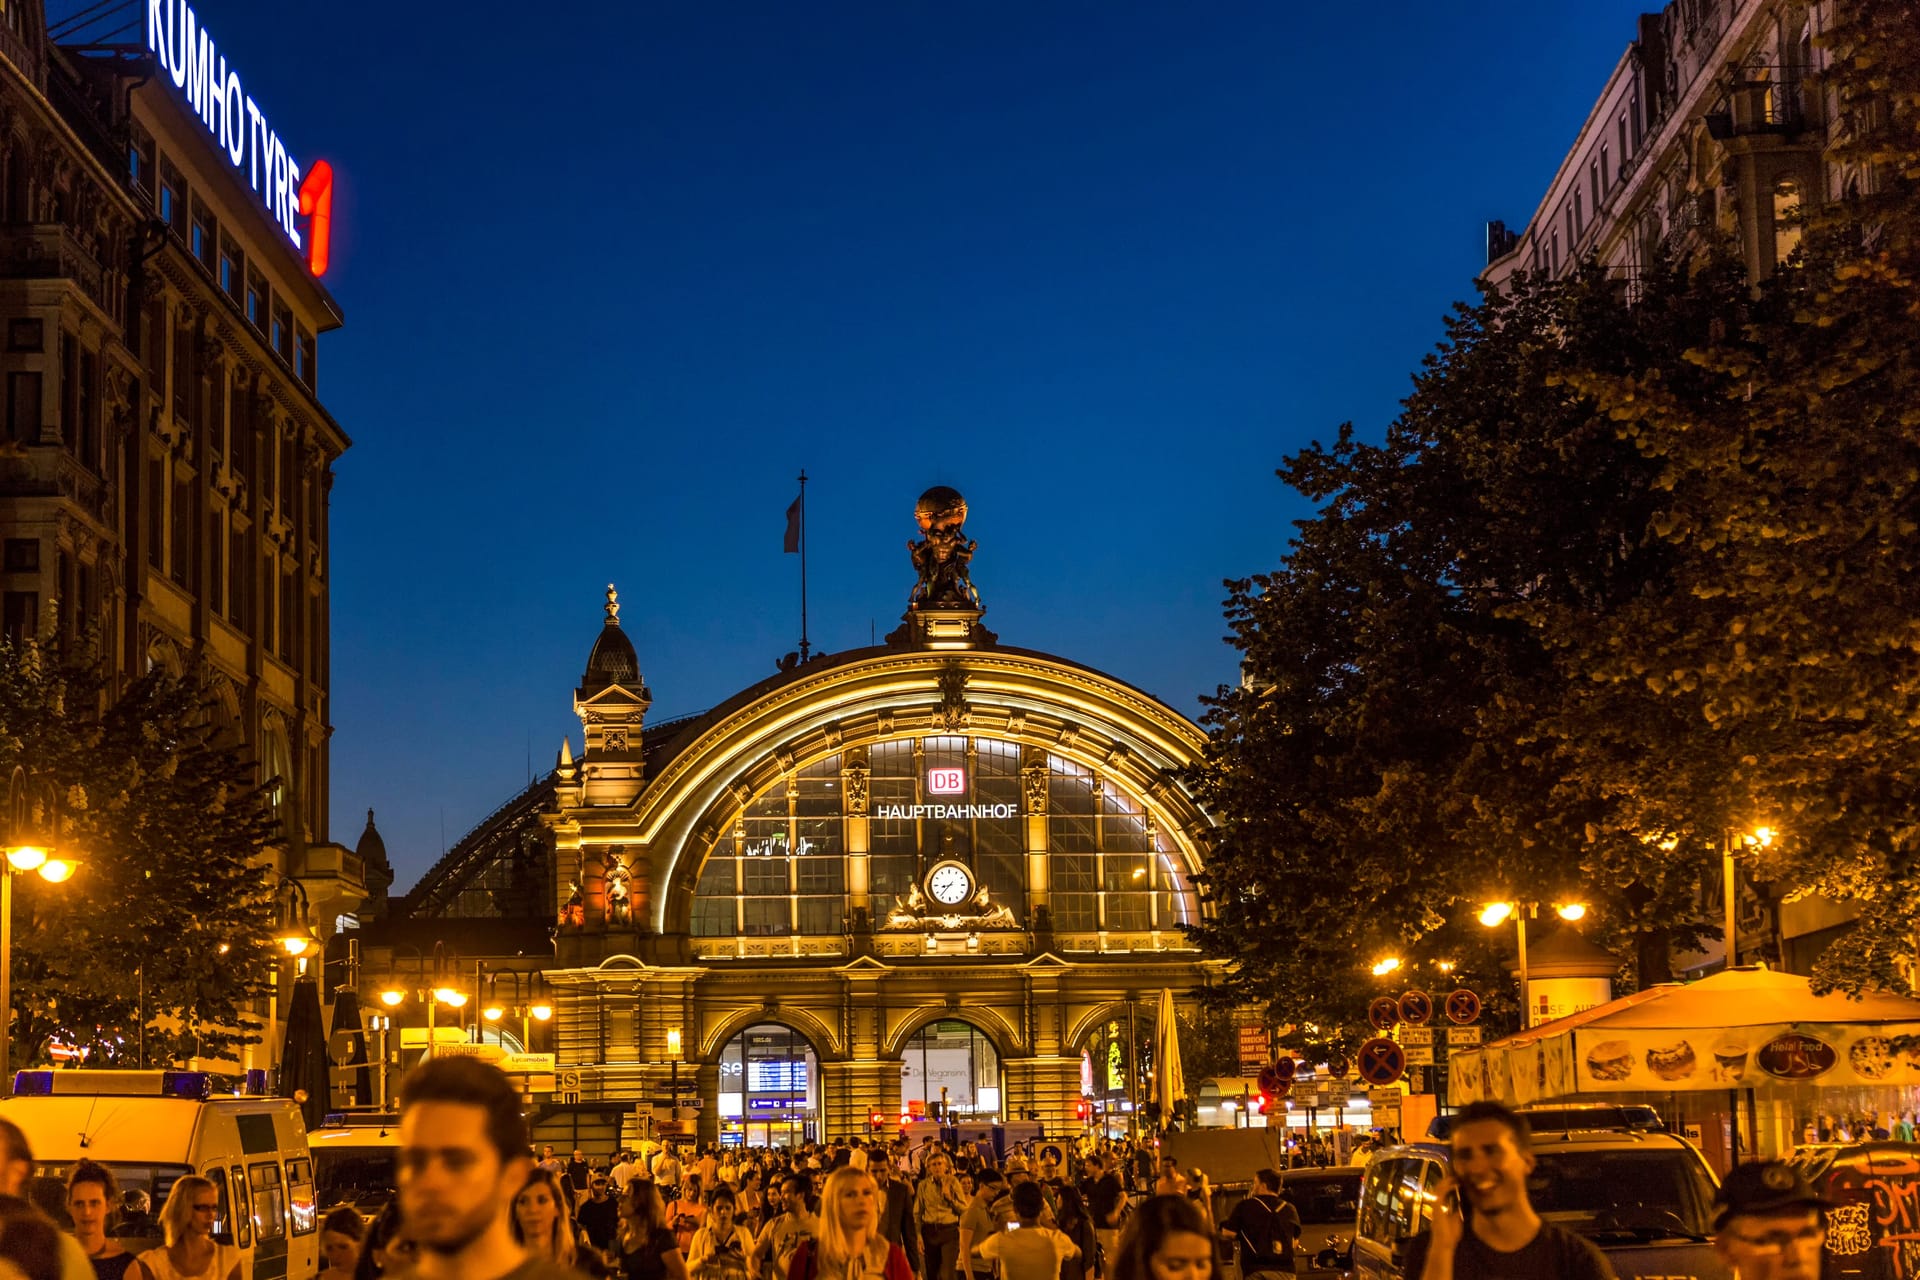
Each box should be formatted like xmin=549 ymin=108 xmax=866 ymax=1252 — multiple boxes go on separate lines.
xmin=1556 ymin=903 xmax=1588 ymax=922
xmin=1725 ymin=824 xmax=1781 ymax=967
xmin=530 ymin=1004 xmax=553 ymax=1022
xmin=379 ymin=988 xmax=406 ymax=1008
xmin=1371 ymin=957 xmax=1402 ymax=977
xmin=3 ymin=766 xmax=80 ymax=1082
xmin=432 ymin=988 xmax=469 ymax=1009
xmin=482 ymin=1006 xmax=504 ymax=1022
xmin=1478 ymin=901 xmax=1514 ymax=927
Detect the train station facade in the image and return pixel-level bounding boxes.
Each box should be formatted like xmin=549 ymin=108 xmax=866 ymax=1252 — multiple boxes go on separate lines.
xmin=365 ymin=489 xmax=1222 ymax=1144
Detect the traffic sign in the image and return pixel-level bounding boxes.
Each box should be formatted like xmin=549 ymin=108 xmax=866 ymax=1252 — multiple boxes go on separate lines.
xmin=1357 ymin=1037 xmax=1407 ymax=1087
xmin=1273 ymin=1057 xmax=1298 ymax=1084
xmin=1399 ymin=1027 xmax=1433 ymax=1046
xmin=1447 ymin=1025 xmax=1484 ymax=1046
xmin=1290 ymin=1081 xmax=1318 ymax=1103
xmin=1398 ymin=990 xmax=1434 ymax=1026
xmin=645 ymin=1097 xmax=705 ymax=1110
xmin=1405 ymin=1047 xmax=1435 ymax=1066
xmin=1326 ymin=1054 xmax=1351 ymax=1079
xmin=1368 ymin=1087 xmax=1402 ymax=1106
xmin=1369 ymin=997 xmax=1401 ymax=1030
xmin=1256 ymin=1064 xmax=1285 ymax=1096
xmin=1446 ymin=989 xmax=1482 ymax=1025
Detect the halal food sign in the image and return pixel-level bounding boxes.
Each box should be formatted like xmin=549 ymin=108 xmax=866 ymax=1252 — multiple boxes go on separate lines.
xmin=145 ymin=0 xmax=336 ymax=275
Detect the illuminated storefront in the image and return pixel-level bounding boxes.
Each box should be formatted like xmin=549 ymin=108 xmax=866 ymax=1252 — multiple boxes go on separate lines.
xmin=373 ymin=489 xmax=1223 ymax=1142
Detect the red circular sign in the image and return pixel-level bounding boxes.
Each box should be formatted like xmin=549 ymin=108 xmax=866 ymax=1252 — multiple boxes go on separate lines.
xmin=1368 ymin=997 xmax=1401 ymax=1031
xmin=1273 ymin=1057 xmax=1298 ymax=1084
xmin=1446 ymin=989 xmax=1482 ymax=1025
xmin=1357 ymin=1037 xmax=1407 ymax=1087
xmin=1256 ymin=1064 xmax=1284 ymax=1095
xmin=1326 ymin=1054 xmax=1351 ymax=1079
xmin=1398 ymin=990 xmax=1434 ymax=1026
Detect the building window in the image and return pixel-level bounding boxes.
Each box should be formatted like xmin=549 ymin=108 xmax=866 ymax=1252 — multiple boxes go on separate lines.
xmin=271 ymin=305 xmax=293 ymax=362
xmin=245 ymin=273 xmax=265 ymax=329
xmin=170 ymin=474 xmax=194 ymax=589
xmin=219 ymin=239 xmax=242 ymax=300
xmin=1589 ymin=160 xmax=1600 ymax=209
xmin=2 ymin=592 xmax=37 ymax=648
xmin=227 ymin=525 xmax=248 ymax=629
xmin=1773 ymin=179 xmax=1803 ymax=265
xmin=6 ymin=372 xmax=39 ymax=444
xmin=159 ymin=162 xmax=185 ymax=233
xmin=294 ymin=328 xmax=315 ymax=388
xmin=190 ymin=206 xmax=215 ymax=268
xmin=2 ymin=539 xmax=37 ymax=572
xmin=146 ymin=456 xmax=165 ymax=569
xmin=208 ymin=510 xmax=225 ymax=616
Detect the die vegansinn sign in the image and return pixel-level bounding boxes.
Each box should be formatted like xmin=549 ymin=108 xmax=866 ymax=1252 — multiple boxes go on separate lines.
xmin=144 ymin=0 xmax=336 ymax=275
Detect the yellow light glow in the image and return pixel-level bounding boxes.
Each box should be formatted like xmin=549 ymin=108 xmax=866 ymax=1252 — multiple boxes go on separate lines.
xmin=666 ymin=1028 xmax=682 ymax=1056
xmin=482 ymin=1006 xmax=503 ymax=1021
xmin=35 ymin=858 xmax=75 ymax=883
xmin=432 ymin=988 xmax=468 ymax=1008
xmin=1478 ymin=902 xmax=1515 ymax=927
xmin=530 ymin=1004 xmax=553 ymax=1022
xmin=1751 ymin=826 xmax=1775 ymax=848
xmin=1436 ymin=960 xmax=1456 ymax=974
xmin=5 ymin=846 xmax=47 ymax=872
xmin=1371 ymin=957 xmax=1402 ymax=977
xmin=379 ymin=989 xmax=405 ymax=1008
xmin=217 ymin=943 xmax=232 ymax=956
xmin=1556 ymin=903 xmax=1588 ymax=922
xmin=279 ymin=933 xmax=314 ymax=957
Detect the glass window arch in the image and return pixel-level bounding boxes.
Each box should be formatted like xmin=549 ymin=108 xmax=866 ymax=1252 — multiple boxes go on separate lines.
xmin=688 ymin=733 xmax=1198 ymax=938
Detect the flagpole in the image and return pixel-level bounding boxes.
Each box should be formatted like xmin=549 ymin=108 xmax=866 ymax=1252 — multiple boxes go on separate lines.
xmin=797 ymin=470 xmax=810 ymax=663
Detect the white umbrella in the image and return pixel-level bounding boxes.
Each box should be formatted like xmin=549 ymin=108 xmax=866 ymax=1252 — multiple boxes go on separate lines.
xmin=1151 ymin=988 xmax=1185 ymax=1128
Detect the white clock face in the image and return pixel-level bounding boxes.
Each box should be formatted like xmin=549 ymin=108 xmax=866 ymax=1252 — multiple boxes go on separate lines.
xmin=927 ymin=864 xmax=972 ymax=906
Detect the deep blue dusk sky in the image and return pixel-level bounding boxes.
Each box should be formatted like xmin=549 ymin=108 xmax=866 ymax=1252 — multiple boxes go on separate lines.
xmin=59 ymin=1 xmax=1648 ymax=886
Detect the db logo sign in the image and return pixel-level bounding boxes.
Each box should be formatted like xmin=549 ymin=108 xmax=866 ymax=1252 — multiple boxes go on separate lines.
xmin=927 ymin=767 xmax=967 ymax=795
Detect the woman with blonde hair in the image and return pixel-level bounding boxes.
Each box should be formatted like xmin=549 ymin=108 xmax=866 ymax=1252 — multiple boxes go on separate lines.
xmin=512 ymin=1166 xmax=586 ymax=1270
xmin=135 ymin=1177 xmax=239 ymax=1280
xmin=788 ymin=1168 xmax=911 ymax=1280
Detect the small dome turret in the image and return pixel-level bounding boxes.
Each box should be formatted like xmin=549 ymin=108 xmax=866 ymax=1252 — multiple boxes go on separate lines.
xmin=582 ymin=584 xmax=643 ymax=694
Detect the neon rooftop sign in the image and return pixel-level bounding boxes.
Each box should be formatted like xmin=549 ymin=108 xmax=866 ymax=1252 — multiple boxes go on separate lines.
xmin=145 ymin=0 xmax=335 ymax=276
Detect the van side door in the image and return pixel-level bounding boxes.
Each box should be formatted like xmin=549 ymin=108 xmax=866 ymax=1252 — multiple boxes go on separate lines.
xmin=1352 ymin=1158 xmax=1403 ymax=1280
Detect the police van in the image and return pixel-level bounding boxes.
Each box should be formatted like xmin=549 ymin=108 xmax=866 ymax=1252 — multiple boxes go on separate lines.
xmin=0 ymin=1069 xmax=318 ymax=1280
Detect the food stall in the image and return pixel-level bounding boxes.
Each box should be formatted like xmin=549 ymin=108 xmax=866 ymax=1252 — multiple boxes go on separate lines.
xmin=1448 ymin=968 xmax=1920 ymax=1173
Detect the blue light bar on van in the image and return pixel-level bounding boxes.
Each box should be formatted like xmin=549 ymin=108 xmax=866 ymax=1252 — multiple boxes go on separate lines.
xmin=161 ymin=1071 xmax=212 ymax=1100
xmin=12 ymin=1071 xmax=52 ymax=1096
xmin=243 ymin=1069 xmax=267 ymax=1096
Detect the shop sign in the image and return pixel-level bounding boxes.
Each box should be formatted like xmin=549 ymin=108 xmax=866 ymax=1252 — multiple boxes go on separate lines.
xmin=144 ymin=0 xmax=334 ymax=273
xmin=1567 ymin=1025 xmax=1907 ymax=1091
xmin=927 ymin=767 xmax=966 ymax=795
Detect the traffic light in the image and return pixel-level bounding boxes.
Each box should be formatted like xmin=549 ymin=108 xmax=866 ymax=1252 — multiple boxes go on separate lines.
xmin=869 ymin=1110 xmax=884 ymax=1132
xmin=1255 ymin=1092 xmax=1272 ymax=1115
xmin=1075 ymin=1098 xmax=1091 ymax=1123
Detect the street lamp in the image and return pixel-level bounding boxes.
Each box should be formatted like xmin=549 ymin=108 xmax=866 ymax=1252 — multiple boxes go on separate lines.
xmin=3 ymin=766 xmax=81 ymax=1086
xmin=666 ymin=1027 xmax=683 ymax=1129
xmin=1480 ymin=899 xmax=1589 ymax=1028
xmin=1370 ymin=957 xmax=1402 ymax=977
xmin=1724 ymin=825 xmax=1776 ymax=968
xmin=273 ymin=876 xmax=318 ymax=958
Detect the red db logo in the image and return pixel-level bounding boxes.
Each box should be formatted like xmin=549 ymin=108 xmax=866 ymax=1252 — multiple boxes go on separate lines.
xmin=927 ymin=768 xmax=966 ymax=795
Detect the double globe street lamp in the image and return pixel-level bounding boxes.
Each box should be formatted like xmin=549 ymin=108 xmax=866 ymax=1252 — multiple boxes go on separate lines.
xmin=1479 ymin=899 xmax=1588 ymax=1029
xmin=2 ymin=766 xmax=81 ymax=1085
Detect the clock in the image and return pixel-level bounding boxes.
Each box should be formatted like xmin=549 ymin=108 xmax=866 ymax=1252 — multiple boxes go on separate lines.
xmin=926 ymin=861 xmax=974 ymax=907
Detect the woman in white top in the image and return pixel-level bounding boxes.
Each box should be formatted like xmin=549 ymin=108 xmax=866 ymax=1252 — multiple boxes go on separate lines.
xmin=136 ymin=1176 xmax=240 ymax=1280
xmin=686 ymin=1187 xmax=756 ymax=1280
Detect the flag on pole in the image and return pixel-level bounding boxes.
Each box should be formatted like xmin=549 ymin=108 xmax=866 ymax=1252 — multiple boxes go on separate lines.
xmin=783 ymin=493 xmax=803 ymax=553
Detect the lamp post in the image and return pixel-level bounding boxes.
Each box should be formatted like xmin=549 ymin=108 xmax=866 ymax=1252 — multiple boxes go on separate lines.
xmin=2 ymin=766 xmax=80 ymax=1089
xmin=667 ymin=1027 xmax=683 ymax=1129
xmin=1480 ymin=900 xmax=1588 ymax=1028
xmin=1723 ymin=826 xmax=1774 ymax=969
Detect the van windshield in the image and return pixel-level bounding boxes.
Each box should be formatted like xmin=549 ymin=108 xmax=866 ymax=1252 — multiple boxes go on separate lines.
xmin=1284 ymin=1174 xmax=1363 ymax=1224
xmin=313 ymin=1148 xmax=398 ymax=1213
xmin=35 ymin=1161 xmax=191 ymax=1233
xmin=1530 ymin=1149 xmax=1717 ymax=1239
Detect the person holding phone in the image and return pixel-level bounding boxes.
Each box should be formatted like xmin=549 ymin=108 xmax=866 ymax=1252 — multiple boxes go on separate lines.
xmin=1401 ymin=1102 xmax=1615 ymax=1280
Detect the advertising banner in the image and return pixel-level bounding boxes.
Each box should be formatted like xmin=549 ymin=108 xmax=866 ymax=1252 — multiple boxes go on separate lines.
xmin=1571 ymin=1024 xmax=1920 ymax=1092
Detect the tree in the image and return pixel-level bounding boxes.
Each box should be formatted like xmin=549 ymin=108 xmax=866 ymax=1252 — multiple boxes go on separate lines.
xmin=1549 ymin=0 xmax=1920 ymax=995
xmin=0 ymin=637 xmax=280 ymax=1065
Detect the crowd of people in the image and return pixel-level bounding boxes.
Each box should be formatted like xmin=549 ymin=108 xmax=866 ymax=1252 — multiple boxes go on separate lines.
xmin=0 ymin=1061 xmax=1845 ymax=1280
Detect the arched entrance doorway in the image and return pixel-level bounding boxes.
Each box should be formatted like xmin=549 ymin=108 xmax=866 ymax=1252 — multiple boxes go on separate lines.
xmin=901 ymin=1021 xmax=1002 ymax=1121
xmin=717 ymin=1023 xmax=820 ymax=1148
xmin=1079 ymin=1011 xmax=1155 ymax=1138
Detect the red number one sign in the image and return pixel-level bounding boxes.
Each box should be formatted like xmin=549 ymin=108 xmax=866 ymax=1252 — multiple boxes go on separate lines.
xmin=298 ymin=160 xmax=334 ymax=277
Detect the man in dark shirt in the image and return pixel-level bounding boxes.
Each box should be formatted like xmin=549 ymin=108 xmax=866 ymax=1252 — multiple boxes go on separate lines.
xmin=1223 ymin=1168 xmax=1299 ymax=1275
xmin=1082 ymin=1153 xmax=1126 ymax=1270
xmin=576 ymin=1175 xmax=621 ymax=1253
xmin=1401 ymin=1101 xmax=1615 ymax=1280
xmin=1710 ymin=1160 xmax=1830 ymax=1280
xmin=871 ymin=1156 xmax=926 ymax=1277
xmin=567 ymin=1149 xmax=592 ymax=1193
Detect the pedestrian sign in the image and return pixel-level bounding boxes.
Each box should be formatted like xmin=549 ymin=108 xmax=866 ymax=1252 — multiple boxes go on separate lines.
xmin=1357 ymin=1037 xmax=1407 ymax=1087
xmin=1368 ymin=997 xmax=1400 ymax=1031
xmin=1446 ymin=989 xmax=1482 ymax=1025
xmin=1397 ymin=990 xmax=1434 ymax=1026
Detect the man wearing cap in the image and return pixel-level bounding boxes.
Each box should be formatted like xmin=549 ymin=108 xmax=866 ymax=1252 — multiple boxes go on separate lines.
xmin=1712 ymin=1160 xmax=1829 ymax=1280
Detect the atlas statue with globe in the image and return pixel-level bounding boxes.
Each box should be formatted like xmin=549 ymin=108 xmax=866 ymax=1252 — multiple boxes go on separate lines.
xmin=907 ymin=485 xmax=980 ymax=609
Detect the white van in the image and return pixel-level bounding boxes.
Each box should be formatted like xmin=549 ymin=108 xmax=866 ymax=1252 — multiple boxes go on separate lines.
xmin=1 ymin=1068 xmax=318 ymax=1280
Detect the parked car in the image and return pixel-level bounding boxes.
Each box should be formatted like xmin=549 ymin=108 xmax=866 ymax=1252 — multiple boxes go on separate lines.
xmin=1334 ymin=1123 xmax=1727 ymax=1280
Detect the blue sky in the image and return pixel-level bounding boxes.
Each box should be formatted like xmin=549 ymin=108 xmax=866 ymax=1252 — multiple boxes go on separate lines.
xmin=62 ymin=1 xmax=1649 ymax=884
